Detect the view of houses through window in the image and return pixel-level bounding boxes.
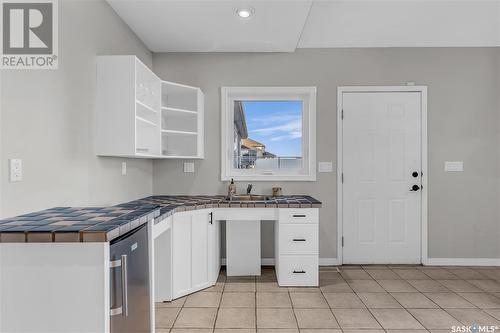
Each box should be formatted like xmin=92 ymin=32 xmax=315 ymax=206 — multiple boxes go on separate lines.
xmin=233 ymin=100 xmax=303 ymax=169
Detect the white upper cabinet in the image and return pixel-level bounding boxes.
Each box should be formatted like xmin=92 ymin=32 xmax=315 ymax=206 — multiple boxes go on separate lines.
xmin=95 ymin=55 xmax=204 ymax=159
xmin=161 ymin=81 xmax=204 ymax=158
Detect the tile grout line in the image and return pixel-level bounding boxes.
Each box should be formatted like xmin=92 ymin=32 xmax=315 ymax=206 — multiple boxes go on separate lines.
xmin=288 ymin=287 xmax=300 ymax=330
xmin=158 ymin=266 xmax=500 ymax=332
xmin=169 ymin=299 xmax=184 ymax=331
xmin=255 ymin=284 xmax=258 ymax=331
xmin=342 ymin=266 xmax=444 ymax=330
xmin=361 ymin=265 xmax=479 ymax=329
xmin=214 ymin=274 xmax=227 ymax=331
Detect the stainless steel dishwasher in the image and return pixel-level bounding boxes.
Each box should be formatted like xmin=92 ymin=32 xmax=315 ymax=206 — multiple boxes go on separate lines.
xmin=110 ymin=223 xmax=151 ymax=333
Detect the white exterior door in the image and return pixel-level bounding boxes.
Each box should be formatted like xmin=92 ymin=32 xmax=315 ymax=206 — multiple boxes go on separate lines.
xmin=342 ymin=91 xmax=423 ymax=264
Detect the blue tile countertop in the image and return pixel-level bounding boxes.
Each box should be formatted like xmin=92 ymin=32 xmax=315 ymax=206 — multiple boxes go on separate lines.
xmin=0 ymin=195 xmax=321 ymax=243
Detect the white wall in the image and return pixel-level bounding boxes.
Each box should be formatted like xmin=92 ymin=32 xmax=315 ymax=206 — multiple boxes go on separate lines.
xmin=152 ymin=48 xmax=500 ymax=261
xmin=0 ymin=0 xmax=154 ymax=217
xmin=1 ymin=2 xmax=499 ymax=262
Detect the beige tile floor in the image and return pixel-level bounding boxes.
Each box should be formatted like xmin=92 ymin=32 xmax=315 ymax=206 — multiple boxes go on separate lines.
xmin=156 ymin=265 xmax=500 ymax=333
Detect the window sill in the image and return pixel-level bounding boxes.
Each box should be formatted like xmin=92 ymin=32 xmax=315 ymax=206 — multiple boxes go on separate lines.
xmin=221 ymin=173 xmax=317 ymax=182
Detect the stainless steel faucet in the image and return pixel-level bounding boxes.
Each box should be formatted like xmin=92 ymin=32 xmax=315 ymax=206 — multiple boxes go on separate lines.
xmin=246 ymin=183 xmax=253 ymax=195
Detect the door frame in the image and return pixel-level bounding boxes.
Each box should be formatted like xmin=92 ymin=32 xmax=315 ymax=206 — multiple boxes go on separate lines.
xmin=337 ymin=86 xmax=428 ymax=265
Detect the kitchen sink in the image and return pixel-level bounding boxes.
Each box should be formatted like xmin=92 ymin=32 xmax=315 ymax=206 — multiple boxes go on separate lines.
xmin=226 ymin=195 xmax=270 ymax=201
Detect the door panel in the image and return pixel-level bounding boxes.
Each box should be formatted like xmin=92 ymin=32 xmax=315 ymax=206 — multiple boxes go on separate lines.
xmin=209 ymin=218 xmax=221 ymax=284
xmin=172 ymin=210 xmax=212 ymax=299
xmin=172 ymin=215 xmax=192 ymax=297
xmin=191 ymin=212 xmax=209 ymax=290
xmin=342 ymin=91 xmax=422 ymax=264
xmin=357 ymin=199 xmax=376 ymax=243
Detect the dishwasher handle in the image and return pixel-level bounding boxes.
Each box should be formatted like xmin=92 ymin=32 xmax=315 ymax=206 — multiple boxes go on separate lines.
xmin=110 ymin=254 xmax=129 ymax=317
xmin=121 ymin=254 xmax=129 ymax=317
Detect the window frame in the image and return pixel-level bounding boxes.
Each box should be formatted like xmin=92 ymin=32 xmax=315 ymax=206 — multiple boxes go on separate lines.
xmin=221 ymin=86 xmax=317 ymax=181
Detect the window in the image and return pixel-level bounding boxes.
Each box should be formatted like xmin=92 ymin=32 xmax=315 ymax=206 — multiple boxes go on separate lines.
xmin=221 ymin=87 xmax=316 ymax=181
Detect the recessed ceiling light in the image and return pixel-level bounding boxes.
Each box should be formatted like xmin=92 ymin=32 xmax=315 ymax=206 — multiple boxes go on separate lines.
xmin=236 ymin=7 xmax=254 ymax=19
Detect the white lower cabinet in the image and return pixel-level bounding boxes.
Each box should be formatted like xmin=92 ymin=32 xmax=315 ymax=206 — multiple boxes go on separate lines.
xmin=171 ymin=209 xmax=220 ymax=299
xmin=277 ymin=255 xmax=319 ymax=286
xmin=172 ymin=214 xmax=193 ymax=298
xmin=208 ymin=212 xmax=221 ymax=283
xmin=278 ymin=224 xmax=319 ymax=255
xmin=276 ymin=208 xmax=319 ymax=287
xmin=157 ymin=208 xmax=318 ymax=300
xmin=191 ymin=212 xmax=209 ymax=290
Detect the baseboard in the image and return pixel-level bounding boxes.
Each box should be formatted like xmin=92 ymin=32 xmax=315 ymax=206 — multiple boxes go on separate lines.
xmin=220 ymin=258 xmax=276 ymax=266
xmin=424 ymin=258 xmax=500 ymax=266
xmin=319 ymin=258 xmax=340 ymax=266
xmin=221 ymin=258 xmax=339 ymax=266
xmin=261 ymin=258 xmax=275 ymax=265
xmin=220 ymin=257 xmax=500 ymax=267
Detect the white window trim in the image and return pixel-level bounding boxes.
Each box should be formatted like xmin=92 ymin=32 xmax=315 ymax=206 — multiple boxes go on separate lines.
xmin=221 ymin=86 xmax=317 ymax=182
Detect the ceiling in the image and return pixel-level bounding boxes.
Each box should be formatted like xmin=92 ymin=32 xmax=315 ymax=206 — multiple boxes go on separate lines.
xmin=107 ymin=0 xmax=500 ymax=52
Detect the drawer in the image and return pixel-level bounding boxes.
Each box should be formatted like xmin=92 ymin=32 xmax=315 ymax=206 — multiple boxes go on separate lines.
xmin=279 ymin=208 xmax=318 ymax=224
xmin=277 ymin=255 xmax=318 ymax=286
xmin=279 ymin=224 xmax=318 ymax=255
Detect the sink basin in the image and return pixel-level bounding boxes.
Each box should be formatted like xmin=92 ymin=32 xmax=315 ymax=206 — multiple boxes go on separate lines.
xmin=226 ymin=195 xmax=270 ymax=201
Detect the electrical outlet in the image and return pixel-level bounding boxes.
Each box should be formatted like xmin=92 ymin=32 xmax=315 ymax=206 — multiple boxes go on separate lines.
xmin=445 ymin=161 xmax=463 ymax=172
xmin=184 ymin=162 xmax=194 ymax=173
xmin=121 ymin=162 xmax=127 ymax=175
xmin=9 ymin=158 xmax=22 ymax=182
xmin=318 ymin=161 xmax=333 ymax=173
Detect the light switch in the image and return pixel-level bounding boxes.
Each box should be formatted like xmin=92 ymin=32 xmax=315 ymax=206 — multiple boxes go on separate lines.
xmin=9 ymin=158 xmax=23 ymax=182
xmin=121 ymin=162 xmax=127 ymax=175
xmin=445 ymin=161 xmax=463 ymax=172
xmin=318 ymin=161 xmax=333 ymax=173
xmin=184 ymin=162 xmax=194 ymax=173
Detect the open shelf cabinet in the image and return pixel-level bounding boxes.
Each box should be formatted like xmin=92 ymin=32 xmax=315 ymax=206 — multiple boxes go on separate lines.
xmin=95 ymin=56 xmax=204 ymax=159
xmin=160 ymin=81 xmax=204 ymax=158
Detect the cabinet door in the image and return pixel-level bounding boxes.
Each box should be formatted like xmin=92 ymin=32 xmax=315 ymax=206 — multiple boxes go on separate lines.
xmin=208 ymin=215 xmax=221 ymax=284
xmin=191 ymin=212 xmax=209 ymax=290
xmin=172 ymin=215 xmax=192 ymax=298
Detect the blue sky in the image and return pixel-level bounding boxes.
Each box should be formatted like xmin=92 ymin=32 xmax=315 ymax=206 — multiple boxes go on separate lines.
xmin=242 ymin=101 xmax=302 ymax=157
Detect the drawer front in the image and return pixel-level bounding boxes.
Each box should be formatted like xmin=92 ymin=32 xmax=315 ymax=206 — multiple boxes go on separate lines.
xmin=277 ymin=255 xmax=318 ymax=286
xmin=279 ymin=208 xmax=318 ymax=224
xmin=279 ymin=224 xmax=318 ymax=255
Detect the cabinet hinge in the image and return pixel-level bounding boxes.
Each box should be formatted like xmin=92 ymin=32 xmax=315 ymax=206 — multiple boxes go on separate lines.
xmin=341 ymin=236 xmax=344 ymax=247
xmin=341 ymin=109 xmax=344 ymax=120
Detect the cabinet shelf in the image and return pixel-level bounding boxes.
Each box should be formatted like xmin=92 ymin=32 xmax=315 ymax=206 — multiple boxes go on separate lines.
xmin=136 ymin=100 xmax=158 ymax=113
xmin=162 ymin=129 xmax=197 ymax=135
xmin=136 ymin=116 xmax=158 ymax=127
xmin=161 ymin=106 xmax=197 ymax=114
xmin=160 ymin=155 xmax=202 ymax=159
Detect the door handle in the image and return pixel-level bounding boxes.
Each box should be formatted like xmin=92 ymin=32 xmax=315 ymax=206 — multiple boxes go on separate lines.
xmin=209 ymin=212 xmax=213 ymax=224
xmin=292 ymin=238 xmax=306 ymax=242
xmin=109 ymin=254 xmax=128 ymax=317
xmin=410 ymin=185 xmax=421 ymax=192
xmin=293 ymin=270 xmax=306 ymax=274
xmin=292 ymin=214 xmax=306 ymax=218
xmin=121 ymin=255 xmax=129 ymax=317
